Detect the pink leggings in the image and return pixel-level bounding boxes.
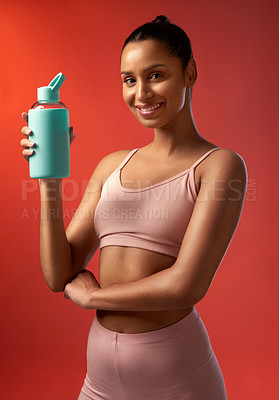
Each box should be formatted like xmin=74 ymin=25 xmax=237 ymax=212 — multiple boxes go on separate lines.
xmin=78 ymin=307 xmax=227 ymax=399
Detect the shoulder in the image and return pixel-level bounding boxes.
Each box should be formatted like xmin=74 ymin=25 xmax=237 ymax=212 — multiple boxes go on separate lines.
xmin=202 ymin=147 xmax=247 ymax=180
xmin=101 ymin=149 xmax=133 ymax=163
xmin=98 ymin=149 xmax=133 ymax=172
xmin=198 ymin=147 xmax=248 ymax=201
xmin=90 ymin=149 xmax=133 ymax=185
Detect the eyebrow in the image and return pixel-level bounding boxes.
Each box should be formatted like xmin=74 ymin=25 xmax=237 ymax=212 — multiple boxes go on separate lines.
xmin=120 ymin=64 xmax=167 ymax=75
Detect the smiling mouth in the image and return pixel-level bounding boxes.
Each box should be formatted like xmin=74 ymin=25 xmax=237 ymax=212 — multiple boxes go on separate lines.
xmin=135 ymin=102 xmax=164 ymax=116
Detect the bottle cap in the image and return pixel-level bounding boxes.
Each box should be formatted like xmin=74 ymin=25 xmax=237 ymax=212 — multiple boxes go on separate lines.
xmin=37 ymin=72 xmax=66 ymax=102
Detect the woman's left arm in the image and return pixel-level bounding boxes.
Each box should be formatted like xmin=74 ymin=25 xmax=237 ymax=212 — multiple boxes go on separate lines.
xmin=65 ymin=149 xmax=247 ymax=311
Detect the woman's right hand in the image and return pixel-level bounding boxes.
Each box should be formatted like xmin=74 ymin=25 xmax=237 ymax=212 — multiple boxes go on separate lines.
xmin=20 ymin=112 xmax=35 ymax=161
xmin=20 ymin=112 xmax=76 ymax=162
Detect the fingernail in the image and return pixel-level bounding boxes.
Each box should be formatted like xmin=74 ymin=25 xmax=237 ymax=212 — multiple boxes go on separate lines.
xmin=27 ymin=150 xmax=33 ymax=155
xmin=28 ymin=141 xmax=34 ymax=147
xmin=26 ymin=128 xmax=31 ymax=134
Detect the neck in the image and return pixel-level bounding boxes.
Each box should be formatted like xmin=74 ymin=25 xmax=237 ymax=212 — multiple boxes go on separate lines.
xmin=147 ymin=97 xmax=205 ymax=158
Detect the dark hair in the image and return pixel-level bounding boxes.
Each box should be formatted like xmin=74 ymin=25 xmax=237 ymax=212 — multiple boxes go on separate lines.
xmin=120 ymin=15 xmax=194 ymax=99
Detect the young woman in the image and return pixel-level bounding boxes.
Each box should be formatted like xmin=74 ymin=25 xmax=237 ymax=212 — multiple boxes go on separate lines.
xmin=21 ymin=15 xmax=247 ymax=400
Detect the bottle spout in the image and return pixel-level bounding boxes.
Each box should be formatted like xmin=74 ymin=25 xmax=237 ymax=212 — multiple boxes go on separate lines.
xmin=37 ymin=72 xmax=66 ymax=102
xmin=49 ymin=72 xmax=66 ymax=93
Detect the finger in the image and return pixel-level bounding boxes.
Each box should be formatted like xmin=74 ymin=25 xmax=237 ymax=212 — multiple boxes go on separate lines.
xmin=64 ymin=292 xmax=70 ymax=300
xmin=21 ymin=112 xmax=28 ymax=123
xmin=22 ymin=148 xmax=34 ymax=159
xmin=64 ymin=285 xmax=70 ymax=300
xmin=69 ymin=127 xmax=76 ymax=145
xmin=21 ymin=126 xmax=32 ymax=138
xmin=20 ymin=138 xmax=35 ymax=149
xmin=22 ymin=149 xmax=33 ymax=161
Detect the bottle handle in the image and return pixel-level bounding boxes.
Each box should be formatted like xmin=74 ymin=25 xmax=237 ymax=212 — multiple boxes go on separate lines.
xmin=48 ymin=72 xmax=66 ymax=93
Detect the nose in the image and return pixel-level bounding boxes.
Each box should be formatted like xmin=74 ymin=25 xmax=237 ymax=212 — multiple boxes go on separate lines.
xmin=136 ymin=80 xmax=153 ymax=102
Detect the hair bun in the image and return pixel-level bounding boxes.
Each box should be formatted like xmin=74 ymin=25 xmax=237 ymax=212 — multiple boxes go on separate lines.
xmin=152 ymin=15 xmax=170 ymax=24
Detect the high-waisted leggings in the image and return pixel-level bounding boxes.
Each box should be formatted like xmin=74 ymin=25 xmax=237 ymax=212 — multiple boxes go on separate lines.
xmin=78 ymin=307 xmax=228 ymax=399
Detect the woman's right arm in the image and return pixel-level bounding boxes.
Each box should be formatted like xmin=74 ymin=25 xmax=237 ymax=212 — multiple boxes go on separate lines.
xmin=39 ymin=178 xmax=74 ymax=292
xmin=38 ymin=173 xmax=102 ymax=292
xmin=20 ymin=112 xmax=112 ymax=292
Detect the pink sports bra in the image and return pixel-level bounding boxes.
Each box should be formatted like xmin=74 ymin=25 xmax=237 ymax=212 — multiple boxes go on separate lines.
xmin=94 ymin=147 xmax=221 ymax=258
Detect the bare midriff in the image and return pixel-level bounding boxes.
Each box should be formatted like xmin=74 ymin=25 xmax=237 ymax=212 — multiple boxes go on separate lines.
xmin=95 ymin=144 xmax=217 ymax=333
xmin=96 ymin=245 xmax=194 ymax=334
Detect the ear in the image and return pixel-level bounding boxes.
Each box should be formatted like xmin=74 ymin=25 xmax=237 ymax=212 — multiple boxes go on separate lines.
xmin=184 ymin=58 xmax=198 ymax=88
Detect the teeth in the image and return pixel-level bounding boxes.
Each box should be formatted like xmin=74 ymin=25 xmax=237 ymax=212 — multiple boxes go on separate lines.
xmin=139 ymin=103 xmax=162 ymax=112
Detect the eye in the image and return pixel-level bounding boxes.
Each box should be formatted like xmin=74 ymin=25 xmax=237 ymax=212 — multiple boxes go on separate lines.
xmin=123 ymin=77 xmax=136 ymax=85
xmin=150 ymin=73 xmax=163 ymax=80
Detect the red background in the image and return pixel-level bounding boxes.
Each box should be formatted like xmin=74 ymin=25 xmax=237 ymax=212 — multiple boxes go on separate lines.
xmin=1 ymin=0 xmax=278 ymax=399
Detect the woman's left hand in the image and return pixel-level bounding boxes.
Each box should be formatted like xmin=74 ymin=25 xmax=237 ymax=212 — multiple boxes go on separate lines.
xmin=64 ymin=270 xmax=100 ymax=310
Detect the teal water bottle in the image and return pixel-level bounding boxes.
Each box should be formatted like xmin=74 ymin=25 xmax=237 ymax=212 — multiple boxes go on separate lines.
xmin=28 ymin=72 xmax=70 ymax=179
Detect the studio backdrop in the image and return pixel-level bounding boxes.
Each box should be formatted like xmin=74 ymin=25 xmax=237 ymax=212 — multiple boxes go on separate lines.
xmin=1 ymin=0 xmax=278 ymax=399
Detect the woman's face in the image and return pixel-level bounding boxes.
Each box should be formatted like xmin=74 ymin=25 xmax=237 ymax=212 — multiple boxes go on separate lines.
xmin=120 ymin=39 xmax=189 ymax=129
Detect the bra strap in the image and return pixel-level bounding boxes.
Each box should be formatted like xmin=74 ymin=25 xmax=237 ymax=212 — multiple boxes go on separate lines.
xmin=117 ymin=148 xmax=139 ymax=170
xmin=191 ymin=147 xmax=222 ymax=170
xmin=117 ymin=147 xmax=221 ymax=171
